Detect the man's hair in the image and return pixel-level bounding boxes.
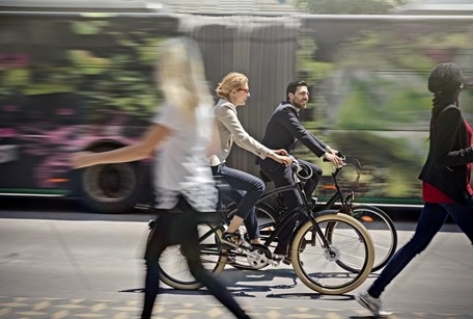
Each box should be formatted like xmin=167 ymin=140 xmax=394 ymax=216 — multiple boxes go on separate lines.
xmin=286 ymin=80 xmax=308 ymax=100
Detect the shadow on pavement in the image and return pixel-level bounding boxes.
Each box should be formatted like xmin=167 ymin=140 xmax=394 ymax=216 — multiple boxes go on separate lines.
xmin=119 ymin=268 xmax=299 ymax=298
xmin=118 ymin=267 xmax=369 ymax=302
xmin=223 ymin=268 xmax=298 ymax=288
xmin=266 ymin=292 xmax=354 ymax=301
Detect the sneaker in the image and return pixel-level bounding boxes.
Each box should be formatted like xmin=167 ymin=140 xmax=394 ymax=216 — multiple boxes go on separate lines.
xmin=223 ymin=231 xmax=252 ymax=250
xmin=355 ymin=290 xmax=392 ymax=317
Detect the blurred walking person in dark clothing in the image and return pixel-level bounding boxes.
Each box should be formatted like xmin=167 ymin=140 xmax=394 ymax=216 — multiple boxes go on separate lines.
xmin=356 ymin=62 xmax=473 ymax=317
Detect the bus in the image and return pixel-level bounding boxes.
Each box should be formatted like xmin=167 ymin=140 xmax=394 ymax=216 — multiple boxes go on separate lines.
xmin=0 ymin=2 xmax=472 ymax=213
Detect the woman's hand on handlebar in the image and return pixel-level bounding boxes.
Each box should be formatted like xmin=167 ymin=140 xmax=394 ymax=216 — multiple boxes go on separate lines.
xmin=268 ymin=150 xmax=292 ymax=167
xmin=272 ymin=148 xmax=288 ymax=156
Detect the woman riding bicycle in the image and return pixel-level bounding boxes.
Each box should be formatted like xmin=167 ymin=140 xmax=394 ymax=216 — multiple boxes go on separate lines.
xmin=210 ymin=72 xmax=291 ymax=249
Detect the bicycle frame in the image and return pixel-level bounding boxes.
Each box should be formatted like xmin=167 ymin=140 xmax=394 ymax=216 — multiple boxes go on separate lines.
xmin=264 ymin=160 xmax=359 ymax=217
xmin=254 ymin=158 xmax=361 ymax=250
xmin=255 ymin=181 xmax=332 ymax=250
xmin=314 ymin=168 xmax=355 ymax=214
xmin=209 ymin=176 xmax=333 ymax=255
xmin=211 ymin=158 xmax=361 ymax=256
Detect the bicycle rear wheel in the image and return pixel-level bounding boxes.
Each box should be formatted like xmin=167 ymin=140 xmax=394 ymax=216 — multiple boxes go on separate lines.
xmin=341 ymin=205 xmax=397 ymax=272
xmin=158 ymin=223 xmax=227 ymax=290
xmin=291 ymin=211 xmax=375 ymax=295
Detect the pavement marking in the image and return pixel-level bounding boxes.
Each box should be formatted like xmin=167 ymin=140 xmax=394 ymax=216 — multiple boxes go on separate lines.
xmin=0 ymin=296 xmax=471 ymax=319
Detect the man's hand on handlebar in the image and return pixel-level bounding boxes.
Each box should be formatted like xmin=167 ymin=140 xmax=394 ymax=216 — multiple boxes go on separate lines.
xmin=323 ymin=151 xmax=344 ymax=168
xmin=326 ymin=146 xmax=339 ymax=156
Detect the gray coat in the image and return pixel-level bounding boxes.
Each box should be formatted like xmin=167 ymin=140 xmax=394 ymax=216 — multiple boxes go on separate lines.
xmin=209 ymin=99 xmax=269 ymax=166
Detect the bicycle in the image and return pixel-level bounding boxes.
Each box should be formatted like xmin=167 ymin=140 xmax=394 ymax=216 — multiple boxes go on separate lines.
xmin=241 ymin=156 xmax=397 ymax=273
xmin=155 ymin=158 xmax=376 ymax=295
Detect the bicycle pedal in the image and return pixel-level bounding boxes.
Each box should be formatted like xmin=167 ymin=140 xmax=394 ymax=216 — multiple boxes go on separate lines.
xmin=270 ymin=260 xmax=279 ymax=266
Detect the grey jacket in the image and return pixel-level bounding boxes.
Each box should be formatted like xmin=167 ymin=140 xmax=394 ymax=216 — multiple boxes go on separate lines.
xmin=209 ymin=99 xmax=269 ymax=166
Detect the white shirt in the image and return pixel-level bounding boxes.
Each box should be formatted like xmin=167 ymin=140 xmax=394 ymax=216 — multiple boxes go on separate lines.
xmin=152 ymin=102 xmax=217 ymax=212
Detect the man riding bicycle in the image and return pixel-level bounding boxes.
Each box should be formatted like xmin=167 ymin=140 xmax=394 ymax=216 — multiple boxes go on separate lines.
xmin=257 ymin=80 xmax=343 ymax=260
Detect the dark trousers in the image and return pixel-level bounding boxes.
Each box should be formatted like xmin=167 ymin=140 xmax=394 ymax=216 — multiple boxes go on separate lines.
xmin=141 ymin=197 xmax=250 ymax=319
xmin=259 ymin=158 xmax=322 ymax=255
xmin=212 ymin=163 xmax=264 ymax=240
xmin=368 ymin=196 xmax=473 ymax=298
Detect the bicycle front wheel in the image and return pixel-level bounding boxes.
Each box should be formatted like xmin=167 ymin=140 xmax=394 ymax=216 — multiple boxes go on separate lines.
xmin=158 ymin=223 xmax=227 ymax=290
xmin=291 ymin=211 xmax=375 ymax=295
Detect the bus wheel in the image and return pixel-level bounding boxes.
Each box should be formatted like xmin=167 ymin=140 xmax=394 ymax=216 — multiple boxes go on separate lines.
xmin=75 ymin=160 xmax=142 ymax=214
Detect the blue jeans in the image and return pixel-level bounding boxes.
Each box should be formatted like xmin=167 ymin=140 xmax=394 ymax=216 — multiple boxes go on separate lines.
xmin=368 ymin=196 xmax=473 ymax=298
xmin=212 ymin=163 xmax=264 ymax=240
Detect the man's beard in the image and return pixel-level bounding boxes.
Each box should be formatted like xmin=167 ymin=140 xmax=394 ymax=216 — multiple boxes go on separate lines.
xmin=291 ymin=99 xmax=307 ymax=109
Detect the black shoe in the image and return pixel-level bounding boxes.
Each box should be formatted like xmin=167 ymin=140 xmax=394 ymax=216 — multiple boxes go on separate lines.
xmin=148 ymin=219 xmax=156 ymax=230
xmin=273 ymin=245 xmax=289 ymax=264
xmin=272 ymin=253 xmax=291 ymax=265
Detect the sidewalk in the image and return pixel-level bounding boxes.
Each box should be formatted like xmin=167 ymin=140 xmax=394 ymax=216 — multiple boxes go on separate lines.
xmin=0 ymin=294 xmax=472 ymax=319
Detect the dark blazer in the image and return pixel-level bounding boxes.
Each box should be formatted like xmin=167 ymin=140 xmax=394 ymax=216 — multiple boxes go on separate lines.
xmin=418 ymin=105 xmax=473 ymax=204
xmin=258 ymin=102 xmax=327 ymax=171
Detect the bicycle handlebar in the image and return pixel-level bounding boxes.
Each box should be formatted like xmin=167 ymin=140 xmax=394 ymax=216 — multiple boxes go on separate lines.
xmin=288 ymin=155 xmax=313 ymax=182
xmin=322 ymin=151 xmax=345 ymax=163
xmin=290 ymin=152 xmax=361 ymax=190
xmin=322 ymin=151 xmax=359 ymax=175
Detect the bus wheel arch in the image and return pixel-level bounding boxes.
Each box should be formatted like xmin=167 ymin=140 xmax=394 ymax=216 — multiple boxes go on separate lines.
xmin=72 ymin=140 xmax=146 ymax=214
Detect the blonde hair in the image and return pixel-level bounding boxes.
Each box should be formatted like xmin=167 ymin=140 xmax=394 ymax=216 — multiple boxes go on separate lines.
xmin=216 ymin=72 xmax=248 ymax=99
xmin=156 ymin=37 xmax=213 ymax=123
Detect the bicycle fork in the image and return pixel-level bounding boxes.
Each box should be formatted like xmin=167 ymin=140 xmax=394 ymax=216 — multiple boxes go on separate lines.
xmin=304 ymin=216 xmax=339 ymax=260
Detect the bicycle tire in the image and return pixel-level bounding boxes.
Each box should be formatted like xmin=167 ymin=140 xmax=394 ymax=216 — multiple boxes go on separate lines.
xmin=328 ymin=205 xmax=397 ymax=272
xmin=291 ymin=211 xmax=375 ymax=295
xmin=227 ymin=202 xmax=279 ymax=270
xmin=158 ymin=222 xmax=227 ymax=290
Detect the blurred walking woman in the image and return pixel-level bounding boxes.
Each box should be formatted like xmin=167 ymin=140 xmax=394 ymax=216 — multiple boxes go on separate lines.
xmin=70 ymin=38 xmax=251 ymax=319
xmin=211 ymin=72 xmax=291 ymax=248
xmin=356 ymin=62 xmax=473 ymax=317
